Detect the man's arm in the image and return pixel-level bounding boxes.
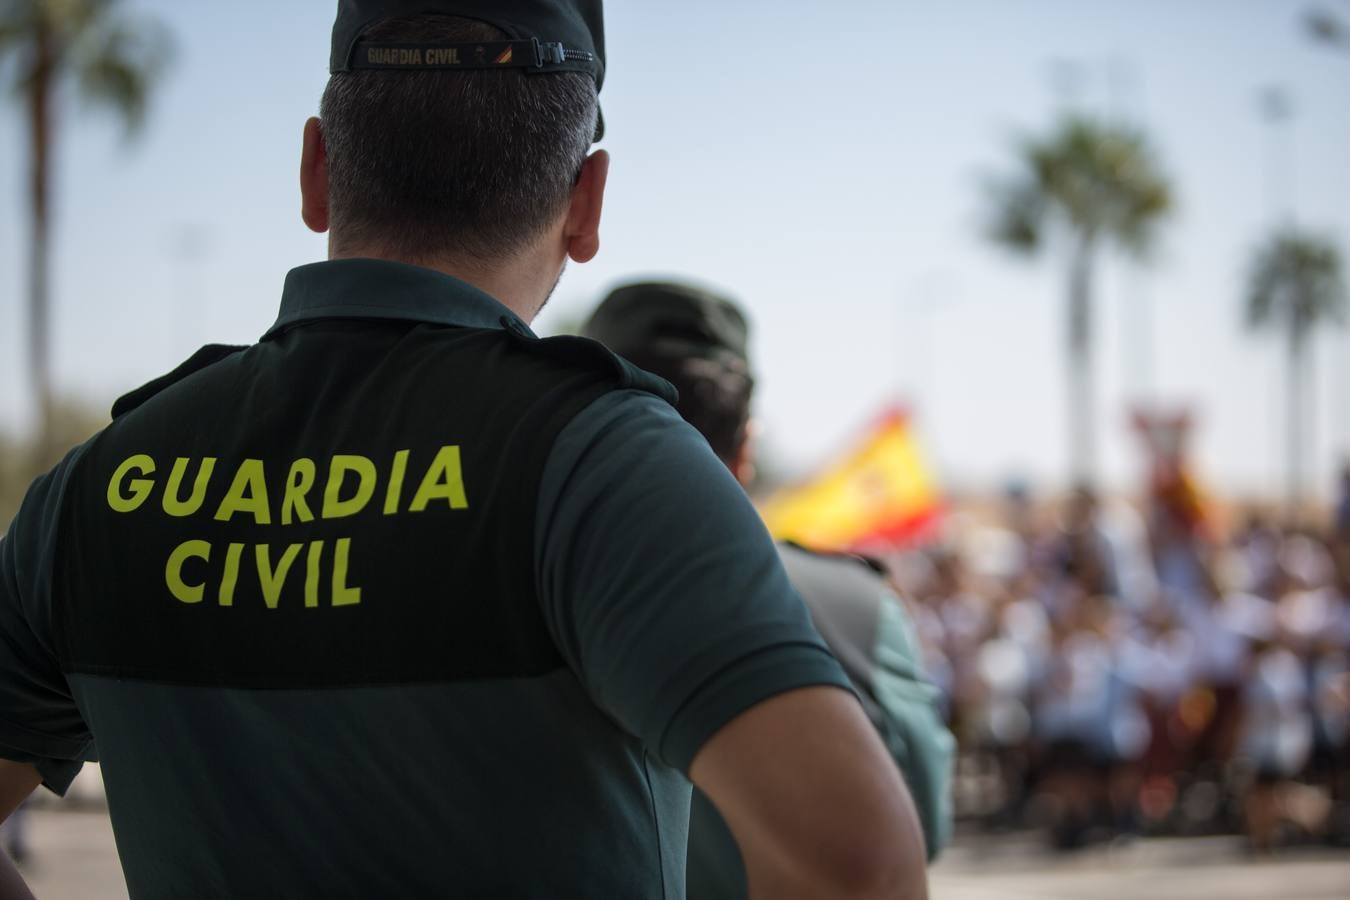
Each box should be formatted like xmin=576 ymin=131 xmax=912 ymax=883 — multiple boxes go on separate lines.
xmin=538 ymin=392 xmax=929 ymax=898
xmin=690 ymin=686 xmax=928 ymax=900
xmin=0 ymin=761 xmax=39 ymax=900
xmin=0 ymin=445 xmax=98 ymax=860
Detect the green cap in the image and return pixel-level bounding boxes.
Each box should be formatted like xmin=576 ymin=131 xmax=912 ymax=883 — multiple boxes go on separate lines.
xmin=582 ymin=280 xmax=751 ymax=372
xmin=330 ymin=0 xmax=606 ymax=139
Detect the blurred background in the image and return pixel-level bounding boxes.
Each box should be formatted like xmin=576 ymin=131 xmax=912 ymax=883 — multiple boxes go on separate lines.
xmin=1 ymin=1 xmax=1349 ymax=897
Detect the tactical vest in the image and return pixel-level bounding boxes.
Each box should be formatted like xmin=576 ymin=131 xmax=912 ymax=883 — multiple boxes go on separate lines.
xmin=53 ymin=318 xmax=673 ymax=688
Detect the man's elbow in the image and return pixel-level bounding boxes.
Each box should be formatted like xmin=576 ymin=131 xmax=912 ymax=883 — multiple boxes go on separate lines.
xmin=825 ymin=825 xmax=928 ymax=900
xmin=833 ymin=765 xmax=930 ymax=899
xmin=758 ymin=814 xmax=929 ymax=900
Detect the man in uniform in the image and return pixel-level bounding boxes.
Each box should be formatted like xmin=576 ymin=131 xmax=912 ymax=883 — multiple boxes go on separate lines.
xmin=583 ymin=281 xmax=955 ymax=900
xmin=0 ymin=2 xmax=931 ymax=898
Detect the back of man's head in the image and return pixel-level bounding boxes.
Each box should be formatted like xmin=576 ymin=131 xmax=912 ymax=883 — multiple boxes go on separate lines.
xmin=583 ymin=281 xmax=755 ymax=470
xmin=321 ymin=2 xmax=603 ymax=263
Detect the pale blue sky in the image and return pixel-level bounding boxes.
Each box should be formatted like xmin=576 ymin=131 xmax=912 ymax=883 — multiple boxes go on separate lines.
xmin=1 ymin=0 xmax=1347 ymax=497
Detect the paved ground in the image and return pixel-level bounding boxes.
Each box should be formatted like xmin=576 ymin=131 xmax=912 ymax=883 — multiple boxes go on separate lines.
xmin=930 ymin=830 xmax=1350 ymax=900
xmin=12 ymin=800 xmax=1350 ymax=899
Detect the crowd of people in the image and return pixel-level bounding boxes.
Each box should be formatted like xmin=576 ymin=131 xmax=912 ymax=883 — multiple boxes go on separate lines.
xmin=893 ymin=468 xmax=1350 ymax=852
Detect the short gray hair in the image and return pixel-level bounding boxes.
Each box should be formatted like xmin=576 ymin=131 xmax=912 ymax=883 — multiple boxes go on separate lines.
xmin=319 ymin=15 xmax=598 ymax=263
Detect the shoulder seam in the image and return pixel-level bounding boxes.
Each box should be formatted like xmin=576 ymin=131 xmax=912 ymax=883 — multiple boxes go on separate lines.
xmin=497 ymin=317 xmax=677 ymax=405
xmin=111 ymin=344 xmax=249 ymax=419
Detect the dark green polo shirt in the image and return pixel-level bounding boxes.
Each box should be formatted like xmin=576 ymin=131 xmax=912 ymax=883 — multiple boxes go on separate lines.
xmin=0 ymin=259 xmax=849 ymax=899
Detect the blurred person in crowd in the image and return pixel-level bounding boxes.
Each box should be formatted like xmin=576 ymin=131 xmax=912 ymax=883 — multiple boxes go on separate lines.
xmin=1329 ymin=543 xmax=1350 ymax=841
xmin=1149 ymin=496 xmax=1216 ymax=605
xmin=1001 ymin=480 xmax=1044 ymax=568
xmin=1237 ymin=613 xmax=1316 ymax=852
xmin=1279 ymin=527 xmax=1336 ymax=592
xmin=907 ymin=588 xmax=956 ymax=724
xmin=970 ymin=575 xmax=1050 ymax=824
xmin=924 ymin=548 xmax=994 ymax=741
xmin=1174 ymin=574 xmax=1262 ymax=805
xmin=583 ymin=280 xmax=954 ymax=899
xmin=1235 ymin=510 xmax=1283 ymax=597
xmin=1278 ymin=539 xmax=1350 ymax=843
xmin=1031 ymin=590 xmax=1150 ymax=848
xmin=1309 ymin=629 xmax=1350 ymax=843
xmin=1118 ymin=603 xmax=1199 ymax=829
xmin=1046 ymin=486 xmax=1122 ymax=614
xmin=0 ymin=3 xmax=931 ymax=897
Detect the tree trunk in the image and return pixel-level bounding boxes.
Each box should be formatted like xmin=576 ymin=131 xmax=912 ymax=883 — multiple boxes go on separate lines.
xmin=1286 ymin=321 xmax=1306 ymax=520
xmin=1067 ymin=236 xmax=1096 ymax=487
xmin=27 ymin=18 xmax=56 ymax=469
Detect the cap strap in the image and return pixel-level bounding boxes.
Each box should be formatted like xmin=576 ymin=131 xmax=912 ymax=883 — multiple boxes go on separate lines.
xmin=349 ymin=37 xmax=593 ymax=71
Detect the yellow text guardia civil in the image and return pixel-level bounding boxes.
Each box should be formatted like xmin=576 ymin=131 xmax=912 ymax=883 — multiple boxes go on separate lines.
xmin=105 ymin=447 xmax=469 ymax=609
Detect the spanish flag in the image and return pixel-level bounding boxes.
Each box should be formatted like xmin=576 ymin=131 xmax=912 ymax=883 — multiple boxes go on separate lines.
xmin=759 ymin=408 xmax=941 ymax=552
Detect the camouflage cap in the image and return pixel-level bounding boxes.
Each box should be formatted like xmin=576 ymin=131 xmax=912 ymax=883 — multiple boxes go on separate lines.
xmin=582 ymin=280 xmax=751 ymax=373
xmin=330 ymin=0 xmax=606 ymax=139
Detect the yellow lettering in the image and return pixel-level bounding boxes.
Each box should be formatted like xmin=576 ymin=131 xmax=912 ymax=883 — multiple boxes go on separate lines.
xmin=107 ymin=454 xmax=156 ymax=513
xmin=166 ymin=540 xmax=210 ymax=604
xmin=383 ymin=450 xmax=410 ymax=515
xmin=162 ymin=457 xmax=216 ymax=517
xmin=409 ymin=445 xmax=468 ymax=511
xmin=332 ymin=538 xmax=361 ymax=607
xmin=255 ymin=543 xmax=302 ymax=609
xmin=305 ymin=540 xmax=324 ymax=608
xmin=323 ymin=455 xmax=377 ymax=519
xmin=219 ymin=542 xmax=244 ymax=607
xmin=214 ymin=459 xmax=272 ymax=524
xmin=282 ymin=458 xmax=316 ymax=525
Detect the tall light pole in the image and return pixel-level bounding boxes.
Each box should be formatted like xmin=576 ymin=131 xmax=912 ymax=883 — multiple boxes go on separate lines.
xmin=1256 ymin=86 xmax=1303 ymax=512
xmin=1258 ymin=86 xmax=1296 ymax=228
xmin=1305 ymin=5 xmax=1350 ymax=505
xmin=1048 ymin=56 xmax=1156 ymax=485
xmin=1105 ymin=58 xmax=1157 ymax=415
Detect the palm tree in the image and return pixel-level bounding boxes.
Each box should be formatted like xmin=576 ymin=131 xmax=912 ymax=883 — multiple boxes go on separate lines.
xmin=984 ymin=116 xmax=1173 ymax=485
xmin=1306 ymin=7 xmax=1350 ymax=52
xmin=0 ymin=0 xmax=171 ymax=465
xmin=1245 ymin=230 xmax=1346 ymax=512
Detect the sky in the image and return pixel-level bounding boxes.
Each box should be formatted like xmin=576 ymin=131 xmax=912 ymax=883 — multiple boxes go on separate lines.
xmin=1 ymin=0 xmax=1348 ymax=499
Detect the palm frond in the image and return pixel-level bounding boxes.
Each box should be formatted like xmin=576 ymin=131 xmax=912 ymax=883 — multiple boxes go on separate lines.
xmin=984 ymin=175 xmax=1045 ymax=255
xmin=0 ymin=1 xmax=41 ymax=75
xmin=1245 ymin=230 xmax=1348 ymax=333
xmin=73 ymin=13 xmax=172 ymax=138
xmin=981 ymin=114 xmax=1173 ymax=260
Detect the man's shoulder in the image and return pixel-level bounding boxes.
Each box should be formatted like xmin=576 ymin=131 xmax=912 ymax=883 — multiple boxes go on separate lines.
xmin=498 ymin=321 xmax=676 ymax=406
xmin=110 ymin=343 xmax=251 ymax=420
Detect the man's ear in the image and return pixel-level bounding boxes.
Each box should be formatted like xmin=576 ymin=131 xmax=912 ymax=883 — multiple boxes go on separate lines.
xmin=300 ymin=117 xmax=330 ymax=234
xmin=564 ymin=149 xmax=609 ymax=264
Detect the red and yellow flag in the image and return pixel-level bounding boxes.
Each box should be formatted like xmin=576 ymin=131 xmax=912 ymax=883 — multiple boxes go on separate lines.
xmin=759 ymin=408 xmax=941 ymax=552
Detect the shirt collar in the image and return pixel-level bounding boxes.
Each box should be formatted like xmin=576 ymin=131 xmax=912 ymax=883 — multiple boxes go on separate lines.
xmin=262 ymin=258 xmax=535 ymax=340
